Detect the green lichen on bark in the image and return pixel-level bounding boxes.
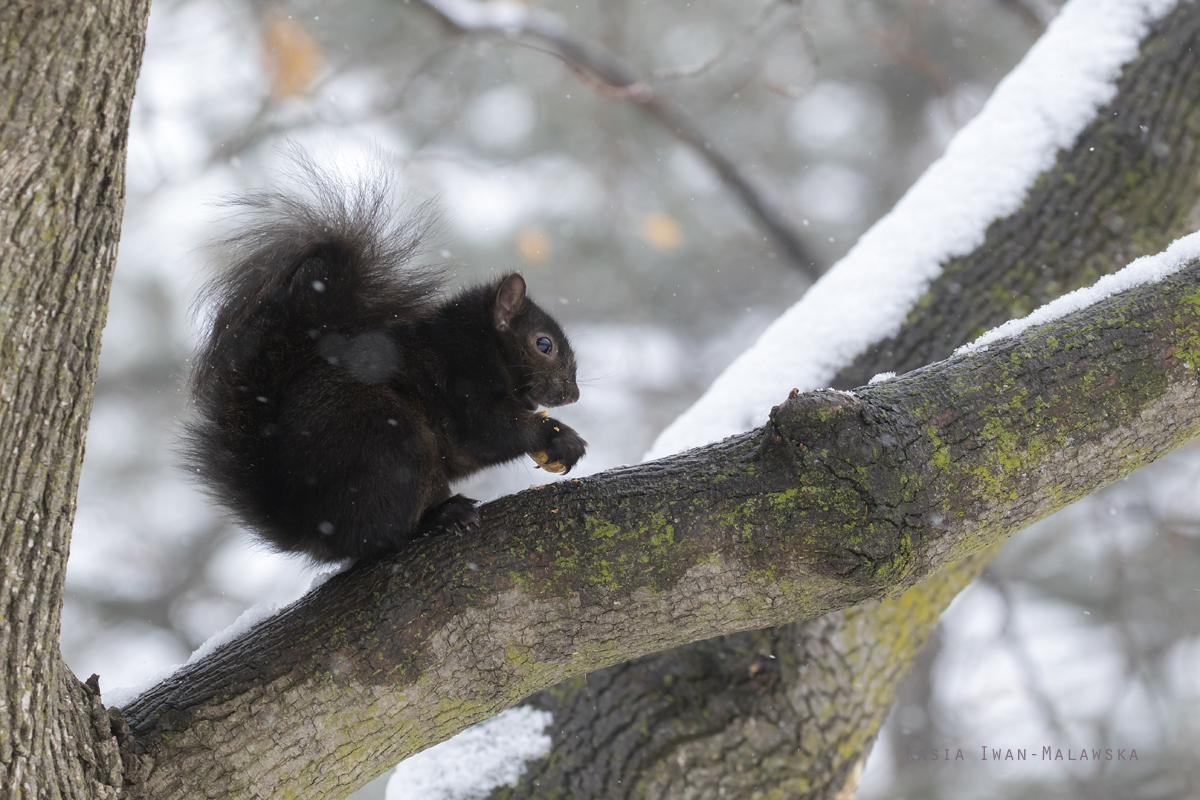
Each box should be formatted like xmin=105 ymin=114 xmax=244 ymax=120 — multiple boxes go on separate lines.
xmin=118 ymin=257 xmax=1200 ymax=800
xmin=486 ymin=7 xmax=1200 ymax=799
xmin=490 ymin=264 xmax=1200 ymax=800
xmin=495 ymin=545 xmax=1001 ymax=800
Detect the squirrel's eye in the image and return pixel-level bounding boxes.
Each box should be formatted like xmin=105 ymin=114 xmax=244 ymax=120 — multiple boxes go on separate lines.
xmin=536 ymin=336 xmax=553 ymax=354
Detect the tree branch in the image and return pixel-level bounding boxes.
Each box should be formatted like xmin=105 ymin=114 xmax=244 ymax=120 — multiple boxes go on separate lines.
xmin=499 ymin=544 xmax=1000 ymax=799
xmin=835 ymin=0 xmax=1200 ymax=387
xmin=119 ymin=250 xmax=1200 ymax=798
xmin=411 ymin=0 xmax=822 ymax=278
xmin=549 ymin=4 xmax=1200 ymax=796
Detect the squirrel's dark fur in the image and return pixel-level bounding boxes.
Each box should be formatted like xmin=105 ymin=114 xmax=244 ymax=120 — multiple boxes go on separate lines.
xmin=184 ymin=164 xmax=586 ymax=562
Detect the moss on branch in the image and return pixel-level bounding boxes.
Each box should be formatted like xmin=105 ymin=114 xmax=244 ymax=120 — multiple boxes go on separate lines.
xmin=119 ymin=259 xmax=1200 ymax=800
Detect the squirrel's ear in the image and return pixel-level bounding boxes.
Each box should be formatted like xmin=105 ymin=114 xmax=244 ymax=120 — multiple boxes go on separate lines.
xmin=493 ymin=273 xmax=527 ymax=331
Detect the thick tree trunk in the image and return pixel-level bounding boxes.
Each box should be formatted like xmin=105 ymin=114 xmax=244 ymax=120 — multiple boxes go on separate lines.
xmin=498 ymin=3 xmax=1200 ymax=797
xmin=116 ymin=252 xmax=1200 ymax=798
xmin=0 ymin=2 xmax=151 ymax=797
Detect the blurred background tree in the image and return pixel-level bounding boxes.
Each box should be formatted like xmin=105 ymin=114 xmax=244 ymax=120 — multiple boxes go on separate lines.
xmin=65 ymin=0 xmax=1200 ymax=797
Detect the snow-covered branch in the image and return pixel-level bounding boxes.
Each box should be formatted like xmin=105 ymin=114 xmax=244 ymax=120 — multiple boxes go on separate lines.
xmin=650 ymin=0 xmax=1179 ymax=458
xmin=117 ymin=240 xmax=1200 ymax=798
xmin=534 ymin=1 xmax=1200 ymax=794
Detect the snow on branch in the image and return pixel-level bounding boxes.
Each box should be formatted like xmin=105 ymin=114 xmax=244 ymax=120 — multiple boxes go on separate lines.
xmin=961 ymin=233 xmax=1200 ymax=353
xmin=119 ymin=247 xmax=1200 ymax=799
xmin=649 ymin=0 xmax=1180 ymax=459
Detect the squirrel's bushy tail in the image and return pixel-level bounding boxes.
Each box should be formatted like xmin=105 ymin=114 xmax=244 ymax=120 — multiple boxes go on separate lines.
xmin=183 ymin=153 xmax=444 ymax=552
xmin=192 ymin=153 xmax=443 ymax=390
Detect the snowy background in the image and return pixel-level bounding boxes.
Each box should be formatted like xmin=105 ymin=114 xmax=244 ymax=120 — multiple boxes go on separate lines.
xmin=65 ymin=0 xmax=1200 ymax=797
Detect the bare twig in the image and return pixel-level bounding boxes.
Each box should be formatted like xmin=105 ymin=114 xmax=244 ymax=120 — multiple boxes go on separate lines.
xmin=995 ymin=0 xmax=1054 ymax=36
xmin=412 ymin=0 xmax=822 ymax=278
xmin=981 ymin=568 xmax=1093 ymax=797
xmin=647 ymin=0 xmax=789 ymax=83
xmin=863 ymin=25 xmax=955 ymax=97
xmin=761 ymin=19 xmax=821 ymax=99
xmin=852 ymin=1 xmax=954 ymax=97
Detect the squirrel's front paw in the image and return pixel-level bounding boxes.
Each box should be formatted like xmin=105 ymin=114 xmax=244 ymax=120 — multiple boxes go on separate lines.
xmin=422 ymin=494 xmax=481 ymax=536
xmin=531 ymin=423 xmax=587 ymax=474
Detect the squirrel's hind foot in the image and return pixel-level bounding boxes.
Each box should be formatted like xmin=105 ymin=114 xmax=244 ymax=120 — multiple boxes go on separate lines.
xmin=421 ymin=494 xmax=481 ymax=536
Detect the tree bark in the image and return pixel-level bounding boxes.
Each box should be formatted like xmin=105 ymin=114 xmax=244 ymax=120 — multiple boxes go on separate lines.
xmin=5 ymin=3 xmax=1199 ymax=800
xmin=0 ymin=2 xmax=152 ymax=797
xmin=496 ymin=3 xmax=1200 ymax=797
xmin=835 ymin=0 xmax=1200 ymax=389
xmin=115 ymin=252 xmax=1200 ymax=798
xmin=495 ymin=548 xmax=996 ymax=800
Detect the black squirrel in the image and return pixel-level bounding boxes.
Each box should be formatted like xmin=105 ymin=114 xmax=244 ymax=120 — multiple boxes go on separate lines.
xmin=184 ymin=166 xmax=586 ymax=562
